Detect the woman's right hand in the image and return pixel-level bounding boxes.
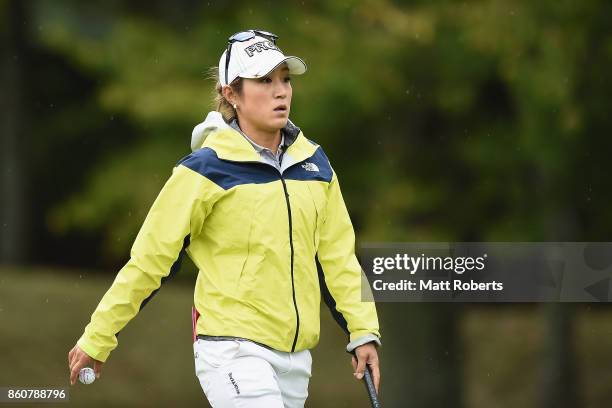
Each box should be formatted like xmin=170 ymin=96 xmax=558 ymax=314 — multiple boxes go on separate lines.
xmin=68 ymin=344 xmax=103 ymax=385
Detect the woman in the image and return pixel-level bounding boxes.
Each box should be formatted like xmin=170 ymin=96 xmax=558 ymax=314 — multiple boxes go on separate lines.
xmin=68 ymin=29 xmax=381 ymax=407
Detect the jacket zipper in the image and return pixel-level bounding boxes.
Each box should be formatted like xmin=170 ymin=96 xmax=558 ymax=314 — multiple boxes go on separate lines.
xmin=279 ymin=174 xmax=300 ymax=352
xmin=275 ymin=147 xmax=300 ymax=352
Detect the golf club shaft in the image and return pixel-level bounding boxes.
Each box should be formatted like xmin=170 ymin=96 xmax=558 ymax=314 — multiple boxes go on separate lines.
xmin=363 ymin=366 xmax=381 ymax=408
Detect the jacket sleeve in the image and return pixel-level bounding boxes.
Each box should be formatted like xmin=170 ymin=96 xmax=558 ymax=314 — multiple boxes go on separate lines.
xmin=316 ymin=169 xmax=381 ymax=351
xmin=77 ymin=164 xmax=220 ymax=362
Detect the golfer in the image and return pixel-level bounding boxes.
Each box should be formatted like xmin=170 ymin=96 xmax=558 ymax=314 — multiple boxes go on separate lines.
xmin=68 ymin=29 xmax=381 ymax=407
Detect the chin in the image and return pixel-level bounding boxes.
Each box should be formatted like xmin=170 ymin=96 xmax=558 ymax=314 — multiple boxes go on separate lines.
xmin=270 ymin=117 xmax=288 ymax=129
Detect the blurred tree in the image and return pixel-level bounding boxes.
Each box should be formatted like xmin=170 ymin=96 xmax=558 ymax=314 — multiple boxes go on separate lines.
xmin=1 ymin=0 xmax=28 ymax=264
xmin=6 ymin=0 xmax=612 ymax=405
xmin=541 ymin=304 xmax=579 ymax=408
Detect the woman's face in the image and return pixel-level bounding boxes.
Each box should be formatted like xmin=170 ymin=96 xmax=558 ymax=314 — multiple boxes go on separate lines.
xmin=235 ymin=63 xmax=292 ymax=132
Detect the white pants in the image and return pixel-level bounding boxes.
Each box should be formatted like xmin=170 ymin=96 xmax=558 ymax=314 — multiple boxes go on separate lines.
xmin=193 ymin=339 xmax=312 ymax=407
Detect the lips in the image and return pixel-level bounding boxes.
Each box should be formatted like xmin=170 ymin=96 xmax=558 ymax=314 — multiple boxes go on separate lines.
xmin=273 ymin=104 xmax=288 ymax=112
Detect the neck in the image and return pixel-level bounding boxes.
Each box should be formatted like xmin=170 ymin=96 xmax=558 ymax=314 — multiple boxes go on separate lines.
xmin=237 ymin=119 xmax=282 ymax=153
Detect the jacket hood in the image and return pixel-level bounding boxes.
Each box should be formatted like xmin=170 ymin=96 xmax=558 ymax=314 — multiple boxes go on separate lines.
xmin=191 ymin=111 xmax=304 ymax=153
xmin=191 ymin=111 xmax=231 ymax=152
xmin=190 ymin=111 xmax=318 ymax=165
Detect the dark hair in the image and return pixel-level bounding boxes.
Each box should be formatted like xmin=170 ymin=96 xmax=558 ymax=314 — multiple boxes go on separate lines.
xmin=206 ymin=67 xmax=244 ymax=122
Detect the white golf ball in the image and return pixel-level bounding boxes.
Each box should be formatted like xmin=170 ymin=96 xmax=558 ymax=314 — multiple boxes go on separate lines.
xmin=79 ymin=367 xmax=96 ymax=385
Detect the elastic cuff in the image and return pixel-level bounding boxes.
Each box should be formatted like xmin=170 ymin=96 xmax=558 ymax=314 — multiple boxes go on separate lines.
xmin=346 ymin=333 xmax=382 ymax=353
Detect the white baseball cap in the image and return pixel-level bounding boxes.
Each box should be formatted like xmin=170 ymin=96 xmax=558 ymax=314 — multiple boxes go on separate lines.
xmin=218 ymin=30 xmax=307 ymax=86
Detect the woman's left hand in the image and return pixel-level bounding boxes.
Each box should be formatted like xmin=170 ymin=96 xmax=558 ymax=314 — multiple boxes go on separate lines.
xmin=351 ymin=342 xmax=380 ymax=394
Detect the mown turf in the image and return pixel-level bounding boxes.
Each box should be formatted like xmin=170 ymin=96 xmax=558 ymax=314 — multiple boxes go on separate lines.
xmin=0 ymin=267 xmax=366 ymax=407
xmin=2 ymin=268 xmax=612 ymax=407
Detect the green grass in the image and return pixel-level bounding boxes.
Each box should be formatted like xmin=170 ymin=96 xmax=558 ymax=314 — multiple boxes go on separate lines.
xmin=0 ymin=267 xmax=367 ymax=407
xmin=2 ymin=268 xmax=612 ymax=407
xmin=463 ymin=304 xmax=612 ymax=408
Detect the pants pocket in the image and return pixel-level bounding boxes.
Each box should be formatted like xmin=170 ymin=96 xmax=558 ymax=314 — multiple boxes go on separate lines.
xmin=196 ymin=339 xmax=242 ymax=369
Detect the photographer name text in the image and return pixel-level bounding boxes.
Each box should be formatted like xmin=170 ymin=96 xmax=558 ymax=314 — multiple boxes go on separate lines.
xmin=369 ymin=253 xmax=504 ymax=292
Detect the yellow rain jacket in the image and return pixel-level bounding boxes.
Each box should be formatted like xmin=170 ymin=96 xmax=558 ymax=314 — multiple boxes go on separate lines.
xmin=78 ymin=112 xmax=380 ymax=362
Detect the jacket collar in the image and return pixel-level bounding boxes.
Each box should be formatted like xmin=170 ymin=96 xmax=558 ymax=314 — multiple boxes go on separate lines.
xmin=229 ymin=117 xmax=301 ymax=149
xmin=200 ymin=115 xmax=318 ymax=164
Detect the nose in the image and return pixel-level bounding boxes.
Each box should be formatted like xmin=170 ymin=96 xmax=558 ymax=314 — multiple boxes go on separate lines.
xmin=273 ymin=78 xmax=288 ymax=99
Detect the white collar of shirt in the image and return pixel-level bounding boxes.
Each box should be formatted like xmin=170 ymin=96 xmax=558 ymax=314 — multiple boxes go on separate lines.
xmin=243 ymin=132 xmax=285 ymax=156
xmin=229 ymin=119 xmax=285 ymax=157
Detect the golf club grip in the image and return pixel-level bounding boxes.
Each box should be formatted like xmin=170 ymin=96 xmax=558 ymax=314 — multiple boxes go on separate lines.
xmin=363 ymin=367 xmax=381 ymax=408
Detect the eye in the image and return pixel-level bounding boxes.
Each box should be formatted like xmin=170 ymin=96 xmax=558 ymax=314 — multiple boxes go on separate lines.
xmin=284 ymin=76 xmax=292 ymax=82
xmin=260 ymin=77 xmax=272 ymax=83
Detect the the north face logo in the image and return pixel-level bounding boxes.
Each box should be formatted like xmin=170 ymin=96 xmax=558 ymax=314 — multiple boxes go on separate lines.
xmin=301 ymin=162 xmax=319 ymax=172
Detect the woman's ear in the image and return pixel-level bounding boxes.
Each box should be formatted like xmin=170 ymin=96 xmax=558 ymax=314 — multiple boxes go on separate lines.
xmin=222 ymin=86 xmax=234 ymax=105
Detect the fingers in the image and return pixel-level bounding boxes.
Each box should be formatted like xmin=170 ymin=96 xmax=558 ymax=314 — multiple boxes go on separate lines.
xmin=93 ymin=360 xmax=102 ymax=379
xmin=68 ymin=347 xmax=78 ymax=376
xmin=369 ymin=359 xmax=381 ymax=395
xmin=70 ymin=358 xmax=84 ymax=386
xmin=354 ymin=352 xmax=366 ymax=380
xmin=68 ymin=349 xmax=82 ymax=376
xmin=351 ymin=355 xmax=357 ymax=371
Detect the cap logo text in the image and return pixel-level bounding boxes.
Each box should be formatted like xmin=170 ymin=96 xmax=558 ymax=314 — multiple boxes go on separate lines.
xmin=244 ymin=41 xmax=280 ymax=57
